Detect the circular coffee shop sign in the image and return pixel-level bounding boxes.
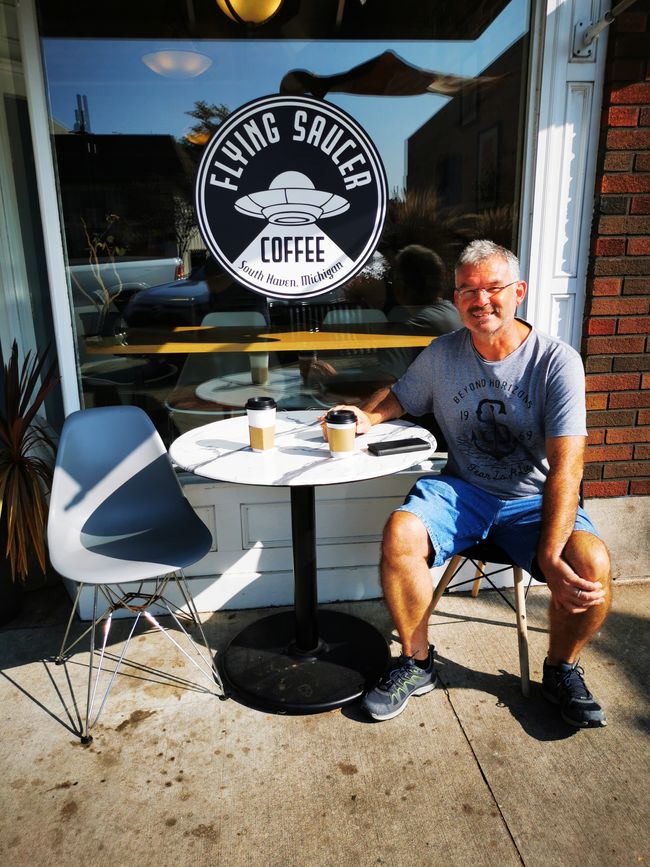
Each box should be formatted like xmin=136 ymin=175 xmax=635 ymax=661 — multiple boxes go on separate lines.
xmin=194 ymin=95 xmax=387 ymax=299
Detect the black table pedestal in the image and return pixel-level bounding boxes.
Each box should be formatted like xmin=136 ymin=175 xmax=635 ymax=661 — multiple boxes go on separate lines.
xmin=221 ymin=486 xmax=389 ymax=714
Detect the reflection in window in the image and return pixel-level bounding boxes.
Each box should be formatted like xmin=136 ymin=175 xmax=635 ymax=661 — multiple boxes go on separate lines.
xmin=37 ymin=0 xmax=530 ymax=442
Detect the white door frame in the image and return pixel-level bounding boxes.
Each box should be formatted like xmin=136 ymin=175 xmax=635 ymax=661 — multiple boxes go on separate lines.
xmin=524 ymin=0 xmax=609 ymax=347
xmin=16 ymin=0 xmax=80 ymax=414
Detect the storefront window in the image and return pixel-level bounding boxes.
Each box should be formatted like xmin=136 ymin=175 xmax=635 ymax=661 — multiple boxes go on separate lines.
xmin=37 ymin=0 xmax=530 ymax=443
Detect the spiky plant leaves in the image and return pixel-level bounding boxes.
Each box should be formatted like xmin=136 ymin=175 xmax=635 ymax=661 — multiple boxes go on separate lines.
xmin=0 ymin=340 xmax=60 ymax=581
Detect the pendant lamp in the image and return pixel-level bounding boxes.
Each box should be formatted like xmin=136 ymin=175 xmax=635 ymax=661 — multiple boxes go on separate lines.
xmin=216 ymin=0 xmax=284 ymax=26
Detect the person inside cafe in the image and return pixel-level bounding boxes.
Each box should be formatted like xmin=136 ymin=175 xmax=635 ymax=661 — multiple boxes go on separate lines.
xmin=379 ymin=243 xmax=462 ymax=379
xmin=332 ymin=239 xmax=612 ymax=727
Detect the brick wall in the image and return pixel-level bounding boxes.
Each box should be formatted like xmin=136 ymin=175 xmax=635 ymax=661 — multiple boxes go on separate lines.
xmin=583 ymin=1 xmax=650 ymax=497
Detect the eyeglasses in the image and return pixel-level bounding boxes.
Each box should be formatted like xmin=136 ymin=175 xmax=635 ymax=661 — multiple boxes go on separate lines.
xmin=454 ymin=280 xmax=518 ymax=301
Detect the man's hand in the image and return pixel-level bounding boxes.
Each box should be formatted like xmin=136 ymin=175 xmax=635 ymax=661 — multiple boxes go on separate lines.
xmin=318 ymin=388 xmax=404 ymax=439
xmin=539 ymin=553 xmax=606 ymax=614
xmin=318 ymin=404 xmax=373 ymax=439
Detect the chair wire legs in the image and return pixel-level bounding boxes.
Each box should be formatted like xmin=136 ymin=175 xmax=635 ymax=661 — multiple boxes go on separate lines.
xmin=56 ymin=573 xmax=222 ymax=743
xmin=432 ymin=555 xmax=530 ymax=696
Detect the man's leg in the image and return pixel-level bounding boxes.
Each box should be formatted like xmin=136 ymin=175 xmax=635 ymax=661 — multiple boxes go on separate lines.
xmin=361 ymin=511 xmax=437 ymax=720
xmin=547 ymin=530 xmax=612 ymax=664
xmin=380 ymin=510 xmax=435 ymax=660
xmin=543 ymin=530 xmax=612 ymax=727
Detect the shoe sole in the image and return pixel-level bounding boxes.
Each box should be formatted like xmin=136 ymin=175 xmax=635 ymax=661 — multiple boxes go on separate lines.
xmin=365 ymin=679 xmax=437 ymax=722
xmin=541 ymin=686 xmax=607 ymax=728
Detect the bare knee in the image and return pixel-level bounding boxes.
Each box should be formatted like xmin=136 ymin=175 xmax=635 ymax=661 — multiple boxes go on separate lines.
xmin=382 ymin=511 xmax=431 ymax=565
xmin=566 ymin=532 xmax=611 ymax=587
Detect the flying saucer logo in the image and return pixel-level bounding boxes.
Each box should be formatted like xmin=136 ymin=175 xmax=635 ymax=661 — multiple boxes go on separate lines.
xmin=194 ymin=95 xmax=387 ymax=299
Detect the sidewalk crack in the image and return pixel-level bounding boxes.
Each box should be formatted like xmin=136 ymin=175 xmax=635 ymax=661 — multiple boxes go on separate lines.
xmin=438 ymin=673 xmax=526 ymax=867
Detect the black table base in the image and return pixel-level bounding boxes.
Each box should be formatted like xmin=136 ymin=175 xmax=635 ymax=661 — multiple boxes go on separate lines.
xmin=220 ymin=486 xmax=389 ymax=714
xmin=222 ymin=608 xmax=389 ymax=713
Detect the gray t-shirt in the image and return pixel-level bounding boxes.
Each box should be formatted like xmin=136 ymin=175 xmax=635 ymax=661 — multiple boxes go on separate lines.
xmin=392 ymin=322 xmax=587 ymax=498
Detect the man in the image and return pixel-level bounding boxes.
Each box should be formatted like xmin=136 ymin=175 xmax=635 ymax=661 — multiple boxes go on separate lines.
xmin=340 ymin=239 xmax=612 ymax=728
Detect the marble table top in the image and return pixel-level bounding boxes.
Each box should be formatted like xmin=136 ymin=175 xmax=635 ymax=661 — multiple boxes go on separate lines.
xmin=169 ymin=410 xmax=437 ymax=487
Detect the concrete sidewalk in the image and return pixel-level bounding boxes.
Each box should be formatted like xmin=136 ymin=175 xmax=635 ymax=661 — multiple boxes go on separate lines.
xmin=0 ymin=580 xmax=648 ymax=867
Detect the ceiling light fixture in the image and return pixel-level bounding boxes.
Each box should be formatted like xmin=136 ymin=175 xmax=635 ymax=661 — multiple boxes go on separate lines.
xmin=142 ymin=50 xmax=212 ymax=79
xmin=215 ymin=0 xmax=284 ymax=26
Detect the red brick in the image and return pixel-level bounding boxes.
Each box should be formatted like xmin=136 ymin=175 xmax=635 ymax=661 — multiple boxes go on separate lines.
xmin=591 ymin=298 xmax=648 ymax=315
xmin=640 ymin=410 xmax=650 ymax=424
xmin=594 ymin=237 xmax=626 ymax=256
xmin=623 ymin=278 xmax=650 ymax=294
xmin=585 ymin=373 xmax=640 ymax=392
xmin=640 ymin=107 xmax=650 ymax=126
xmin=610 ymin=83 xmax=650 ymax=105
xmin=586 ymin=335 xmax=645 ymax=354
xmin=600 ymin=174 xmax=650 ymax=194
xmin=591 ymin=278 xmax=622 ymax=296
xmin=617 ymin=315 xmax=650 ymax=332
xmin=606 ymin=426 xmax=650 ymax=442
xmin=636 ymin=155 xmax=650 ymax=171
xmin=585 ymin=356 xmax=613 ymax=374
xmin=628 ymin=239 xmax=650 ymax=256
xmin=584 ymin=480 xmax=629 ymax=497
xmin=609 ymin=391 xmax=650 ymax=408
xmin=604 ymin=152 xmax=634 ymax=171
xmin=582 ymin=463 xmax=602 ymax=481
xmin=587 ymin=318 xmax=617 ymax=335
xmin=630 ymin=480 xmax=650 ymax=494
xmin=644 ymin=373 xmax=650 ymax=389
xmin=595 ymin=257 xmax=650 ymax=277
xmin=635 ymin=445 xmax=650 ymax=460
xmin=586 ymin=444 xmax=633 ymax=462
xmin=614 ymin=354 xmax=650 ymax=372
xmin=608 ymin=106 xmax=639 ymax=126
xmin=587 ymin=409 xmax=637 ymax=426
xmin=587 ymin=427 xmax=606 ymax=442
xmin=603 ymin=460 xmax=650 ymax=477
xmin=598 ymin=215 xmax=650 ymax=233
xmin=607 ymin=129 xmax=650 ymax=150
xmin=630 ymin=195 xmax=650 ymax=214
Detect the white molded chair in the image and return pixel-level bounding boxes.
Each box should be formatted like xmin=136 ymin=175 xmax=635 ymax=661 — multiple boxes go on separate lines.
xmin=49 ymin=405 xmax=222 ymax=742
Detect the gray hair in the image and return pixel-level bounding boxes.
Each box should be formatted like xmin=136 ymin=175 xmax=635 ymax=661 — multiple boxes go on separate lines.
xmin=455 ymin=240 xmax=520 ymax=281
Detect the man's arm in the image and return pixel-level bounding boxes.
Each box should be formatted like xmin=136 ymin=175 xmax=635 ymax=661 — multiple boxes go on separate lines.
xmin=536 ymin=436 xmax=604 ymax=612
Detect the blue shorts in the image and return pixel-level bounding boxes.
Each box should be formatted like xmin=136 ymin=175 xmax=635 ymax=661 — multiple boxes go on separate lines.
xmin=396 ymin=474 xmax=599 ymax=574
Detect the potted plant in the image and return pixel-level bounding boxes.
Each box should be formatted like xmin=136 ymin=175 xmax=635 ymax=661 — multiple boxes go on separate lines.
xmin=0 ymin=340 xmax=60 ymax=624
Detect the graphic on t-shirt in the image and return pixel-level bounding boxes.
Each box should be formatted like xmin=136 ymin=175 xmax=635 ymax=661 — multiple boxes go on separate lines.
xmin=453 ymin=380 xmax=537 ymax=482
xmin=470 ymin=399 xmax=518 ymax=459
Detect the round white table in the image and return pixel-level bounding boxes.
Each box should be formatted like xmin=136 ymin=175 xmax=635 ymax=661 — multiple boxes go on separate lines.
xmin=170 ymin=410 xmax=436 ymax=713
xmin=195 ymin=367 xmax=310 ymax=410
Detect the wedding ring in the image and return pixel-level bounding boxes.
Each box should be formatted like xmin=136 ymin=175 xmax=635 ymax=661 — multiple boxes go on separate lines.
xmin=577 ymin=589 xmax=582 ymax=600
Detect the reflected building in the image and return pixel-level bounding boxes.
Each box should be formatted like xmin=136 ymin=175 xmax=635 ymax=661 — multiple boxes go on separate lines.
xmin=406 ymin=38 xmax=526 ymax=247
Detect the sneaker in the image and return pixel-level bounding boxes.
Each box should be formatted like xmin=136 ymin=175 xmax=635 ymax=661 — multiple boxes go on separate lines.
xmin=362 ymin=646 xmax=437 ymax=721
xmin=541 ymin=658 xmax=607 ymax=728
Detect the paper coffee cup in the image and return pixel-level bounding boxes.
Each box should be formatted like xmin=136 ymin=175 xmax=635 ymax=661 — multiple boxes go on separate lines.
xmin=250 ymin=352 xmax=269 ymax=385
xmin=325 ymin=408 xmax=357 ymax=458
xmin=245 ymin=396 xmax=276 ymax=452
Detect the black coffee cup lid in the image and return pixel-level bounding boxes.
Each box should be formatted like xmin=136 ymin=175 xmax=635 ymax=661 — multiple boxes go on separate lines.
xmin=325 ymin=409 xmax=357 ymax=424
xmin=245 ymin=396 xmax=276 ymax=410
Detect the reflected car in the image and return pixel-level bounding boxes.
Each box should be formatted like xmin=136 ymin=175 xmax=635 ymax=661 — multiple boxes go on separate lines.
xmin=122 ymin=256 xmax=270 ymax=327
xmin=122 ymin=253 xmax=387 ymax=329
